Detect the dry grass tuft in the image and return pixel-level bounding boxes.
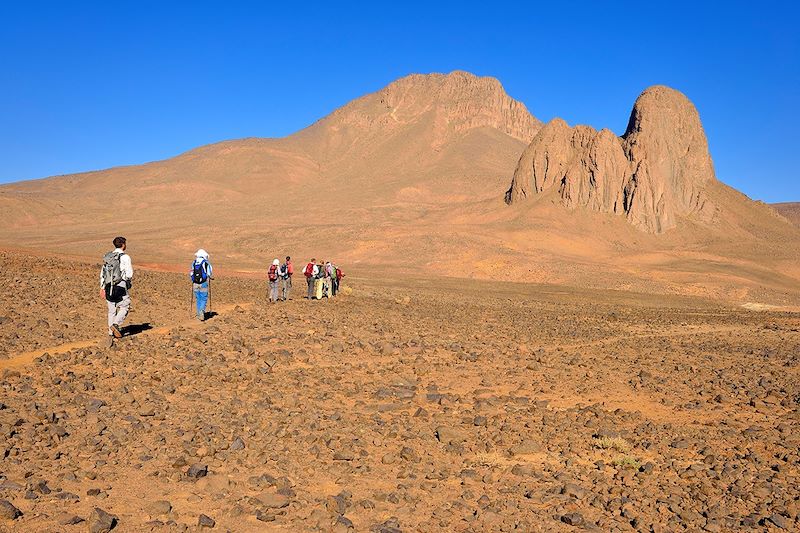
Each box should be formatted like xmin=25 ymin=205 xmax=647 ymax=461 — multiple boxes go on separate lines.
xmin=594 ymin=436 xmax=630 ymax=453
xmin=612 ymin=455 xmax=641 ymax=470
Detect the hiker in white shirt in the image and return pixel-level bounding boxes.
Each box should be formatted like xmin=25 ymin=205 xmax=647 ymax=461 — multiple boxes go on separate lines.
xmin=100 ymin=236 xmax=133 ymax=341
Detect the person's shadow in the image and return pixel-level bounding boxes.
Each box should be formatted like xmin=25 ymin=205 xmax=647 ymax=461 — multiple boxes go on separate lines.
xmin=204 ymin=312 xmax=219 ymax=320
xmin=124 ymin=323 xmax=153 ymax=336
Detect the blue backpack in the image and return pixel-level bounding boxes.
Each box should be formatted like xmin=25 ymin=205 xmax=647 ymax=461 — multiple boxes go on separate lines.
xmin=192 ymin=260 xmax=208 ymax=283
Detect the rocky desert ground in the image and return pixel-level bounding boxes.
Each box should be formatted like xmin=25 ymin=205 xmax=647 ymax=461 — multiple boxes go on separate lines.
xmin=0 ymin=250 xmax=798 ymax=532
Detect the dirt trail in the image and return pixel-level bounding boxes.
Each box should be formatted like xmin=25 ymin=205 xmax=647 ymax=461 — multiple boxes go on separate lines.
xmin=0 ymin=302 xmax=252 ymax=371
xmin=557 ymin=323 xmax=743 ymax=352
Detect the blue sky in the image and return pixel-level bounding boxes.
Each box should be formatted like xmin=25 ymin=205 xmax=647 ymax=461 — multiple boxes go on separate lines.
xmin=1 ymin=1 xmax=798 ymax=201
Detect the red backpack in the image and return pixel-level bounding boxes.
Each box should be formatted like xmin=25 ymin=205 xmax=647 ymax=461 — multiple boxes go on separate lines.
xmin=268 ymin=264 xmax=278 ymax=281
xmin=286 ymin=261 xmax=294 ymax=275
xmin=304 ymin=262 xmax=314 ymax=278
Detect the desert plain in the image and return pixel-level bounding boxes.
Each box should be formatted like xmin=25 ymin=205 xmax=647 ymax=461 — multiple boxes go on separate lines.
xmin=1 ymin=71 xmax=799 ymax=532
xmin=0 ymin=249 xmax=798 ymax=532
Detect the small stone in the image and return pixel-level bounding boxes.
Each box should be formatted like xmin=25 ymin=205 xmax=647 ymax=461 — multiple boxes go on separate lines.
xmin=33 ymin=480 xmax=51 ymax=494
xmin=381 ymin=453 xmax=397 ymax=465
xmin=477 ymin=494 xmax=491 ymax=508
xmin=561 ymin=512 xmax=584 ymax=526
xmin=639 ymin=462 xmax=655 ymax=474
xmin=333 ymin=450 xmax=354 ymax=461
xmin=510 ymin=440 xmax=543 ymax=455
xmin=88 ymin=507 xmax=117 ymax=533
xmin=257 ymin=492 xmax=290 ymax=509
xmin=334 ymin=515 xmax=354 ymax=530
xmin=228 ymin=437 xmax=245 ymax=451
xmin=562 ymin=483 xmax=587 ymax=499
xmin=767 ymin=514 xmax=789 ymax=529
xmin=147 ymin=500 xmax=172 ymax=515
xmin=0 ymin=500 xmax=22 ymax=520
xmin=198 ymin=514 xmax=215 ymax=528
xmin=0 ymin=481 xmax=22 ymax=491
xmin=57 ymin=513 xmax=84 ymax=525
xmin=186 ymin=464 xmax=208 ymax=479
xmin=399 ymin=447 xmax=420 ymax=463
xmin=435 ymin=426 xmax=467 ymax=445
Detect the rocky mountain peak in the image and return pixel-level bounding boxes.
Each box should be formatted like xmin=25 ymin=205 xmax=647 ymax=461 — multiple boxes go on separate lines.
xmin=314 ymin=71 xmax=541 ymax=149
xmin=506 ymin=85 xmax=716 ymax=233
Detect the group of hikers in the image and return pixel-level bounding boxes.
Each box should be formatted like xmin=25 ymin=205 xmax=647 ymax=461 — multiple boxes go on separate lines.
xmin=100 ymin=236 xmax=344 ymax=343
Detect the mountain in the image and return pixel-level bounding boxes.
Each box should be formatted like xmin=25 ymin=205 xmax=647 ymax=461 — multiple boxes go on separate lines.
xmin=0 ymin=71 xmax=539 ymax=264
xmin=506 ymin=86 xmax=715 ymax=233
xmin=1 ymin=72 xmax=798 ymax=304
xmin=772 ymin=202 xmax=800 ymax=226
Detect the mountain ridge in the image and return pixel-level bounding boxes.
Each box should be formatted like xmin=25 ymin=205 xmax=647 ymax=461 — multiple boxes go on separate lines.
xmin=0 ymin=71 xmax=798 ymax=303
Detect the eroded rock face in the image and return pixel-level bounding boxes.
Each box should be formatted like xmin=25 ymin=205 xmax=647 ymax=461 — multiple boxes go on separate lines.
xmin=323 ymin=71 xmax=542 ymax=148
xmin=506 ymin=85 xmax=716 ymax=233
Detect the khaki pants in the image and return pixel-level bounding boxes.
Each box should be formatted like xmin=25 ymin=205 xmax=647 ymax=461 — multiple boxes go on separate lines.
xmin=269 ymin=280 xmax=279 ymax=302
xmin=106 ymin=283 xmax=130 ymax=333
xmin=281 ymin=276 xmax=292 ymax=300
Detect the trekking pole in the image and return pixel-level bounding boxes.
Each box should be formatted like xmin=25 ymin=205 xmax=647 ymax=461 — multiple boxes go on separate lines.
xmin=190 ymin=283 xmax=195 ymax=318
xmin=207 ymin=277 xmax=212 ymax=314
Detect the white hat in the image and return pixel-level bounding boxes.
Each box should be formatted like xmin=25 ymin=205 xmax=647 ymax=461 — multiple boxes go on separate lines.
xmin=195 ymin=249 xmax=209 ymax=260
xmin=272 ymin=258 xmax=280 ymax=266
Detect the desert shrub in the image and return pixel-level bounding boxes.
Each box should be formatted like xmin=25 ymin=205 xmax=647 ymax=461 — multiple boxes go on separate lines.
xmin=594 ymin=436 xmax=630 ymax=453
xmin=612 ymin=455 xmax=641 ymax=470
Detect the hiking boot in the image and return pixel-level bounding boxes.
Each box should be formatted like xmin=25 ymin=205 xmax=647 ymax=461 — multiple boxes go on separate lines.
xmin=110 ymin=324 xmax=123 ymax=338
xmin=197 ymin=312 xmax=205 ymax=321
xmin=104 ymin=335 xmax=114 ymax=348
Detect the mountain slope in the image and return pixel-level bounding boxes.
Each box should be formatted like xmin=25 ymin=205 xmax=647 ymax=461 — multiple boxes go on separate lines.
xmin=0 ymin=71 xmax=539 ymax=262
xmin=772 ymin=202 xmax=800 ymax=226
xmin=0 ymin=72 xmax=798 ymax=304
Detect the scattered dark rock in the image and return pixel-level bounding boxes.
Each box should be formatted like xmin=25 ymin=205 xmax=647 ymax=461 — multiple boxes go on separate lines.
xmin=0 ymin=500 xmax=22 ymax=520
xmin=186 ymin=464 xmax=208 ymax=479
xmin=87 ymin=507 xmax=117 ymax=533
xmin=561 ymin=512 xmax=584 ymax=526
xmin=198 ymin=514 xmax=215 ymax=528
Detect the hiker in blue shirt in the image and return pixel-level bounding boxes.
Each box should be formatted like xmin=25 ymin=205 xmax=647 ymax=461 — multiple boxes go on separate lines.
xmin=189 ymin=249 xmax=213 ymax=320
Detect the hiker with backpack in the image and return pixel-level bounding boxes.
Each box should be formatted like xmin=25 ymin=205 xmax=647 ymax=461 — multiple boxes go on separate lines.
xmin=323 ymin=261 xmax=333 ymax=298
xmin=304 ymin=258 xmax=319 ymax=299
xmin=330 ymin=262 xmax=339 ymax=296
xmin=100 ymin=236 xmax=134 ymax=341
xmin=190 ymin=249 xmax=213 ymax=320
xmin=268 ymin=259 xmax=281 ymax=303
xmin=280 ymin=256 xmax=293 ymax=301
xmin=335 ymin=265 xmax=344 ymax=295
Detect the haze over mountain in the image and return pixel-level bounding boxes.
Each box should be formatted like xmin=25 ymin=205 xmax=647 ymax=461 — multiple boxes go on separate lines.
xmin=0 ymin=71 xmax=798 ymax=303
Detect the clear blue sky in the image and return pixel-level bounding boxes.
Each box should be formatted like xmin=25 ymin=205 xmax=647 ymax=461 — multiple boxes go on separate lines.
xmin=1 ymin=1 xmax=798 ymax=201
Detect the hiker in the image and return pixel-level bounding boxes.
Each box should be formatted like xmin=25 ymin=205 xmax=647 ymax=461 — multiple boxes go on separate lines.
xmin=323 ymin=261 xmax=333 ymax=298
xmin=331 ymin=262 xmax=339 ymax=296
xmin=268 ymin=258 xmax=280 ymax=303
xmin=189 ymin=249 xmax=213 ymax=320
xmin=280 ymin=256 xmax=293 ymax=301
xmin=317 ymin=260 xmax=328 ymax=299
xmin=100 ymin=236 xmax=133 ymax=341
xmin=335 ymin=265 xmax=345 ymax=294
xmin=304 ymin=258 xmax=319 ymax=299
